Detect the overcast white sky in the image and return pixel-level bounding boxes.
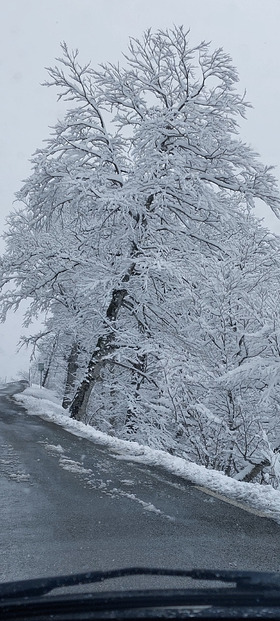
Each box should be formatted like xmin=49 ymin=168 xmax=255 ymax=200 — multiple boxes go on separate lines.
xmin=1 ymin=0 xmax=280 ymax=379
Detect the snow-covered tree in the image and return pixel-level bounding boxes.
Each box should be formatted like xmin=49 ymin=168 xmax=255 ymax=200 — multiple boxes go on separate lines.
xmin=1 ymin=27 xmax=280 ymax=482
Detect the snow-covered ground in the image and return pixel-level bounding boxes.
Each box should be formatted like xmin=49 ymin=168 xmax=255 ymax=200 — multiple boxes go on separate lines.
xmin=14 ymin=385 xmax=280 ymax=524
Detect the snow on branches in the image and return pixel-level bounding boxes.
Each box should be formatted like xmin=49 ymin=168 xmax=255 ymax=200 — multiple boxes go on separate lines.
xmin=1 ymin=27 xmax=280 ymax=485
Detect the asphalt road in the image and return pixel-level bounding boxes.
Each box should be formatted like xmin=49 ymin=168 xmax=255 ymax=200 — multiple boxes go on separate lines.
xmin=1 ymin=382 xmax=280 ymax=591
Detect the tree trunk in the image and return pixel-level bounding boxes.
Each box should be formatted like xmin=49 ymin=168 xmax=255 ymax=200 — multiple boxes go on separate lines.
xmin=242 ymin=459 xmax=270 ymax=483
xmin=42 ymin=338 xmax=57 ymax=387
xmin=62 ymin=342 xmax=79 ymax=409
xmin=69 ymin=288 xmax=129 ymax=421
xmin=124 ymin=352 xmax=147 ymax=433
xmin=68 ymin=360 xmax=104 ymax=421
xmin=69 ymin=195 xmax=154 ymax=422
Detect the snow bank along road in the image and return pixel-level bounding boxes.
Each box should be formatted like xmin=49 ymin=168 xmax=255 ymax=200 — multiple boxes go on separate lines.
xmin=1 ymin=383 xmax=280 ymax=591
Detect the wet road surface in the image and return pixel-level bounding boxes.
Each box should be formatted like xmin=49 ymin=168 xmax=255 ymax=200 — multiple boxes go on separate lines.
xmin=1 ymin=383 xmax=280 ymax=591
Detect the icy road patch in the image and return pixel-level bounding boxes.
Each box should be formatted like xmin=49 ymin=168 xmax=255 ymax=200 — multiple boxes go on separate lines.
xmin=0 ymin=441 xmax=32 ymax=484
xmin=38 ymin=439 xmax=173 ymax=519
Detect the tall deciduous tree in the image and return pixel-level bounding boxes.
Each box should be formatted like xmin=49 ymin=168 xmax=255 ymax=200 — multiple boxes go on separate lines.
xmin=1 ymin=27 xmax=280 ymax=482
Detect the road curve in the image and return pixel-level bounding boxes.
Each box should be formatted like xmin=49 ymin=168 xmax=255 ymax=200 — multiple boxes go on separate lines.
xmin=1 ymin=383 xmax=280 ymax=591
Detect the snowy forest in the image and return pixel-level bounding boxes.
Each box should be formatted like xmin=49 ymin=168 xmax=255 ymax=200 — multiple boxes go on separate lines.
xmin=2 ymin=26 xmax=280 ymax=487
